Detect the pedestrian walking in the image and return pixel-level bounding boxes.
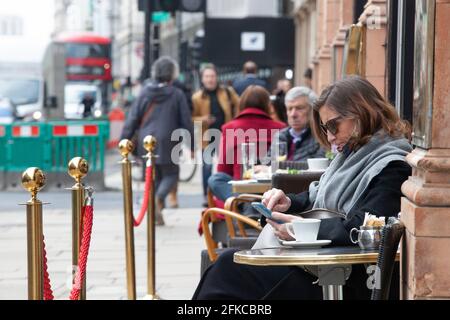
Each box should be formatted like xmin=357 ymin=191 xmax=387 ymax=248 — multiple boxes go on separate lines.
xmin=121 ymin=56 xmax=194 ymax=225
xmin=192 ymin=63 xmax=239 ymax=206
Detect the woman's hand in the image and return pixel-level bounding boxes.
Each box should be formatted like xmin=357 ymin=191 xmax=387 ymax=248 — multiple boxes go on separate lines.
xmin=261 ymin=188 xmax=291 ymax=213
xmin=266 ymin=212 xmax=302 ymax=241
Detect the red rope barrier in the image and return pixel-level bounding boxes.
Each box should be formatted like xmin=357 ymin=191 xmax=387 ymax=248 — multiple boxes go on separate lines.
xmin=133 ymin=165 xmax=152 ymax=227
xmin=41 ymin=195 xmax=95 ymax=300
xmin=42 ymin=236 xmax=54 ymax=300
xmin=70 ymin=204 xmax=94 ymax=300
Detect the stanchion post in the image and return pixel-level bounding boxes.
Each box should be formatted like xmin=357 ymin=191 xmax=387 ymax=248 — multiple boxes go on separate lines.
xmin=118 ymin=139 xmax=137 ymax=300
xmin=22 ymin=168 xmax=46 ymax=300
xmin=143 ymin=136 xmax=160 ymax=300
xmin=68 ymin=157 xmax=89 ymax=300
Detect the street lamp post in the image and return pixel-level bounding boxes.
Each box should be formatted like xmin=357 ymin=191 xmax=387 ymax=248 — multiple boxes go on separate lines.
xmin=143 ymin=0 xmax=153 ymax=81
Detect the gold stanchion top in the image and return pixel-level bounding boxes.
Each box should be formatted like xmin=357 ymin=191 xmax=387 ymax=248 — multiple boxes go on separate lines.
xmin=68 ymin=157 xmax=89 ymax=183
xmin=143 ymin=136 xmax=157 ymax=153
xmin=22 ymin=167 xmax=46 ymax=200
xmin=118 ymin=139 xmax=135 ymax=158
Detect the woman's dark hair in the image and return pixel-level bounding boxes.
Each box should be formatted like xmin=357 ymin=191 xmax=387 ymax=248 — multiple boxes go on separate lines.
xmin=239 ymin=85 xmax=270 ymax=114
xmin=271 ymin=91 xmax=288 ymax=123
xmin=311 ymin=75 xmax=412 ymax=149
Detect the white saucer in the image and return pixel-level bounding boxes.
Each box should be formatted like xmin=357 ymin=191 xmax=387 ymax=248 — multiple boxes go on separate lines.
xmin=281 ymin=239 xmax=331 ymax=248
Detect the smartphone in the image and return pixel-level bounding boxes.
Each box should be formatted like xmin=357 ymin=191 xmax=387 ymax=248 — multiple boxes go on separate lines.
xmin=251 ymin=202 xmax=284 ymax=224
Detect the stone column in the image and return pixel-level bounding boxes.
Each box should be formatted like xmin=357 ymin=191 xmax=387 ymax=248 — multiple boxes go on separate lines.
xmin=294 ymin=11 xmax=303 ymax=86
xmin=293 ymin=0 xmax=316 ymax=87
xmin=314 ymin=0 xmax=341 ymax=92
xmin=312 ymin=0 xmax=325 ymax=92
xmin=358 ymin=0 xmax=388 ymax=96
xmin=400 ymin=0 xmax=450 ymax=299
xmin=331 ymin=0 xmax=354 ymax=81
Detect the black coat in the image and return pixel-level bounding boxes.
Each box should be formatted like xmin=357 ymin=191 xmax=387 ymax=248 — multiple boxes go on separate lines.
xmin=286 ymin=160 xmax=412 ymax=245
xmin=121 ymin=80 xmax=194 ymax=165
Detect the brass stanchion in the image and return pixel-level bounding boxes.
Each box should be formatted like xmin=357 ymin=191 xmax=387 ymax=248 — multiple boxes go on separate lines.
xmin=68 ymin=157 xmax=88 ymax=300
xmin=143 ymin=136 xmax=160 ymax=300
xmin=118 ymin=139 xmax=137 ymax=300
xmin=22 ymin=167 xmax=46 ymax=300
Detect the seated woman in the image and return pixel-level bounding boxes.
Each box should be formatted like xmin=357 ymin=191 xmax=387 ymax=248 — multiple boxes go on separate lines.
xmin=193 ymin=76 xmax=413 ymax=300
xmin=207 ymin=85 xmax=286 ymax=203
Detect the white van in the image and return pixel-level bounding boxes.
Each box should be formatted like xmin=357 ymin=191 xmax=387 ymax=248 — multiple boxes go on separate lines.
xmin=0 ymin=68 xmax=44 ymax=121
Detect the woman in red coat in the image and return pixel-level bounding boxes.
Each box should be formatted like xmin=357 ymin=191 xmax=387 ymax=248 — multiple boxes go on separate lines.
xmin=207 ymin=85 xmax=286 ymax=201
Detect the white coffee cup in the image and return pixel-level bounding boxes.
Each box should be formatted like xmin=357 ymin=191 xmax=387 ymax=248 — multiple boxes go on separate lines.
xmin=285 ymin=219 xmax=321 ymax=242
xmin=307 ymin=158 xmax=329 ymax=171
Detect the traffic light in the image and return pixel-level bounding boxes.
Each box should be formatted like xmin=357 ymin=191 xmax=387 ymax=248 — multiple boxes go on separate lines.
xmin=138 ymin=0 xmax=206 ymax=13
xmin=189 ymin=34 xmax=204 ymax=70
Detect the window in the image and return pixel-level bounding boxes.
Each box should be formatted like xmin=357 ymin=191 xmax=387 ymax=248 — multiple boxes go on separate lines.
xmin=0 ymin=79 xmax=40 ymax=106
xmin=65 ymin=43 xmax=110 ymax=59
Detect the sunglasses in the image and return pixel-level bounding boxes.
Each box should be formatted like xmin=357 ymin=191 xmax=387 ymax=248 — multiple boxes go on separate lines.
xmin=320 ymin=116 xmax=343 ymax=135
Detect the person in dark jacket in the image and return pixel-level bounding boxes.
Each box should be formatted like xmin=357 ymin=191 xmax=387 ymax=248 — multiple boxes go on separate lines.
xmin=232 ymin=61 xmax=268 ymax=96
xmin=193 ymin=76 xmax=413 ymax=300
xmin=121 ymin=56 xmax=194 ymax=226
xmin=81 ymin=93 xmax=95 ymax=118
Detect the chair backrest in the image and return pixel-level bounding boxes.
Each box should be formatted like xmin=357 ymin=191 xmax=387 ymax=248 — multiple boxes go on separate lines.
xmin=278 ymin=160 xmax=308 ymax=171
xmin=371 ymin=217 xmax=405 ymax=300
xmin=272 ymin=171 xmax=323 ymax=194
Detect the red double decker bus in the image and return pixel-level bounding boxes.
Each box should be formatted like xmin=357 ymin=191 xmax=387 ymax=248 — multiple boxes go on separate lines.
xmin=56 ymin=32 xmax=112 ymax=82
xmin=49 ymin=33 xmax=113 ymax=118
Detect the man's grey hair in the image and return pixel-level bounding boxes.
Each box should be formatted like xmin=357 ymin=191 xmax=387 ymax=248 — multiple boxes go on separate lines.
xmin=152 ymin=56 xmax=179 ymax=83
xmin=284 ymin=86 xmax=318 ymax=107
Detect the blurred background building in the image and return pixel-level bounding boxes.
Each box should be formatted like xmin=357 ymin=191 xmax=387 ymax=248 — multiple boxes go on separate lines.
xmin=52 ymin=0 xmax=294 ymax=95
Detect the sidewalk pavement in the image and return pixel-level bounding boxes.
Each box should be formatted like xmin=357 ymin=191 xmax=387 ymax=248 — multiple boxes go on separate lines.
xmin=0 ymin=150 xmax=207 ymax=300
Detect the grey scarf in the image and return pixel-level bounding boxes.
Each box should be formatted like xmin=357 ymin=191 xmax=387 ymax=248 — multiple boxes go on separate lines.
xmin=309 ymin=131 xmax=412 ymax=215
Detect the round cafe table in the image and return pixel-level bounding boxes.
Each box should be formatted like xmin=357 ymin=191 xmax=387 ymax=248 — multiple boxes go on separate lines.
xmin=234 ymin=246 xmax=400 ymax=300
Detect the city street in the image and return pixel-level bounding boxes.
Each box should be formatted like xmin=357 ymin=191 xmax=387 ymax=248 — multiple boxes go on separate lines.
xmin=0 ymin=150 xmax=205 ymax=300
xmin=0 ymin=0 xmax=448 ymax=303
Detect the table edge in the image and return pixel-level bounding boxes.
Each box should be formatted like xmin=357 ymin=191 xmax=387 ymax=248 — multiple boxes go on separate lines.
xmin=233 ymin=250 xmax=400 ymax=266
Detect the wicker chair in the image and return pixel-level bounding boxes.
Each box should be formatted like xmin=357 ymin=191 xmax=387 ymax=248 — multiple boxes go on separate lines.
xmin=371 ymin=217 xmax=405 ymax=300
